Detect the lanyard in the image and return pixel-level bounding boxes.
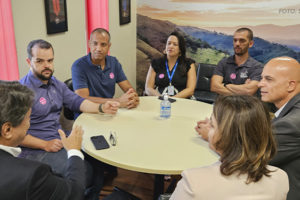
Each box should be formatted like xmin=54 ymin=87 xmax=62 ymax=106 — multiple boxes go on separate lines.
xmin=165 ymin=60 xmax=178 ymax=84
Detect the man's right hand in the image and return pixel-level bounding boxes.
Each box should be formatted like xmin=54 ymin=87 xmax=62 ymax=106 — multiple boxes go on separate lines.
xmin=58 ymin=125 xmax=83 ymax=151
xmin=102 ymin=101 xmax=120 ymax=114
xmin=43 ymin=139 xmax=63 ymax=152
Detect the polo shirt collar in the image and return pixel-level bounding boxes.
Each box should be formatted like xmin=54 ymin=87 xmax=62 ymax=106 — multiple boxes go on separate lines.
xmin=88 ymin=53 xmax=110 ymax=71
xmin=227 ymin=55 xmax=252 ymax=68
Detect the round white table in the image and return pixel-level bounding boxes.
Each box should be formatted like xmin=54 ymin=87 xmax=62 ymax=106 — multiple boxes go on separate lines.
xmin=74 ymin=96 xmax=219 ymax=198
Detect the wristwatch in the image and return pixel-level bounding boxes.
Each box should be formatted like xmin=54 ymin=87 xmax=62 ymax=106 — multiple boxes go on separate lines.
xmin=98 ymin=104 xmax=104 ymax=113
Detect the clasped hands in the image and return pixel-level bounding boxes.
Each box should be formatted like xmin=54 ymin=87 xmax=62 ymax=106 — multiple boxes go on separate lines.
xmin=195 ymin=117 xmax=211 ymax=141
xmin=118 ymin=88 xmax=140 ymax=109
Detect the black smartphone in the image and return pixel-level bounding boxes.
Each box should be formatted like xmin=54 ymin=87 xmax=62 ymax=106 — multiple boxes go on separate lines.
xmin=158 ymin=96 xmax=176 ymax=103
xmin=90 ymin=135 xmax=110 ymax=150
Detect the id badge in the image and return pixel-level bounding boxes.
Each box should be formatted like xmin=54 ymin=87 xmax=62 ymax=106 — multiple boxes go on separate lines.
xmin=167 ymin=85 xmax=174 ymax=96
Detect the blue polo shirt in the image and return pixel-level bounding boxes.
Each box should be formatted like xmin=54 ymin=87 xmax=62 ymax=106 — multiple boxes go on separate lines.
xmin=214 ymin=55 xmax=263 ymax=85
xmin=19 ymin=70 xmax=84 ymax=143
xmin=71 ymin=54 xmax=127 ymax=98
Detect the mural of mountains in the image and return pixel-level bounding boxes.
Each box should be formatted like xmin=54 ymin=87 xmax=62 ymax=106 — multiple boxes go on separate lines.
xmin=136 ymin=14 xmax=300 ymax=94
xmin=136 ymin=14 xmax=226 ymax=94
xmin=203 ymin=24 xmax=300 ymax=52
xmin=178 ymin=25 xmax=300 ymax=64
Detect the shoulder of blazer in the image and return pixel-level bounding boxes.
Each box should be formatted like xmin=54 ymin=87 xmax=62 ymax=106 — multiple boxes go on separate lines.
xmin=278 ymin=93 xmax=300 ymax=118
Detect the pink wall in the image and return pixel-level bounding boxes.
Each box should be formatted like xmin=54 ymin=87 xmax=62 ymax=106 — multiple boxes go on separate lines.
xmin=0 ymin=0 xmax=19 ymax=80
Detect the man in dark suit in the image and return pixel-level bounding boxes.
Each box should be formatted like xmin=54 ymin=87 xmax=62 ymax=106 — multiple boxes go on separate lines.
xmin=0 ymin=81 xmax=85 ymax=200
xmin=258 ymin=56 xmax=300 ymax=200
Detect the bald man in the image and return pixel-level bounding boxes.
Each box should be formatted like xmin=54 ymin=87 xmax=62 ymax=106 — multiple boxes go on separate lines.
xmin=259 ymin=57 xmax=300 ymax=200
xmin=196 ymin=57 xmax=300 ymax=200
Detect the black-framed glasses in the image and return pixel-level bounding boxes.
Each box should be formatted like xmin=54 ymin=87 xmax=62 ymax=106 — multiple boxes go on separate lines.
xmin=109 ymin=131 xmax=117 ymax=146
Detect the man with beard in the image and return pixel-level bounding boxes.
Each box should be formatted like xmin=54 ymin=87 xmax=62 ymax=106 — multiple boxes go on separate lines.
xmin=210 ymin=27 xmax=262 ymax=95
xmin=19 ymin=39 xmax=120 ymax=200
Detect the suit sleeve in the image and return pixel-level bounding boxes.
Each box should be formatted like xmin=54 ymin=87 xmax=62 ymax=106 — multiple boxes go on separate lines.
xmin=29 ymin=156 xmax=85 ymax=200
xmin=270 ymin=117 xmax=300 ymax=166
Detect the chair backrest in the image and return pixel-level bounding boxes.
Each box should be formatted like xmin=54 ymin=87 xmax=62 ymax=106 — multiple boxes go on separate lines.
xmin=63 ymin=78 xmax=74 ymax=120
xmin=64 ymin=78 xmax=73 ymax=91
xmin=196 ymin=63 xmax=216 ymax=91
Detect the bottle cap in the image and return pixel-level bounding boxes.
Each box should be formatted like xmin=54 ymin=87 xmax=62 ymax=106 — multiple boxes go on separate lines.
xmin=163 ymin=94 xmax=168 ymax=100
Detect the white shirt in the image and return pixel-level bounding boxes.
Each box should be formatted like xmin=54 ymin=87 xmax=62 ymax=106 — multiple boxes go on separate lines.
xmin=274 ymin=103 xmax=287 ymax=118
xmin=0 ymin=144 xmax=84 ymax=160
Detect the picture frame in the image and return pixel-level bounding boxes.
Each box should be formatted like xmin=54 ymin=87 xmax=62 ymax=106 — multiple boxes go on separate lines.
xmin=119 ymin=0 xmax=131 ymax=25
xmin=44 ymin=0 xmax=68 ymax=34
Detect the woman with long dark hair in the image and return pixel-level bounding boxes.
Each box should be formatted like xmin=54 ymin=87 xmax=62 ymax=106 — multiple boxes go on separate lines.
xmin=145 ymin=31 xmax=196 ymax=98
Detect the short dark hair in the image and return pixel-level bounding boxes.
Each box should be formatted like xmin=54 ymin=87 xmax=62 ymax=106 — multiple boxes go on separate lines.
xmin=0 ymin=81 xmax=34 ymax=129
xmin=213 ymin=95 xmax=276 ymax=183
xmin=90 ymin=28 xmax=111 ymax=42
xmin=235 ymin=27 xmax=253 ymax=41
xmin=27 ymin=39 xmax=53 ymax=60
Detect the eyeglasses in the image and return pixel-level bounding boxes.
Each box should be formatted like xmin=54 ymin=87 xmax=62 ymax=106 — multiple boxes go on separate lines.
xmin=109 ymin=131 xmax=117 ymax=146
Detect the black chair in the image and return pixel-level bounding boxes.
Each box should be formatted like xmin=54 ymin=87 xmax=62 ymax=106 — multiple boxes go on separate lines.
xmin=63 ymin=78 xmax=75 ymax=120
xmin=194 ymin=63 xmax=218 ymax=104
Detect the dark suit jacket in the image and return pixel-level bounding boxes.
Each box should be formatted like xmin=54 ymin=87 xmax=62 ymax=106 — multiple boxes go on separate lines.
xmin=0 ymin=149 xmax=85 ymax=200
xmin=270 ymin=93 xmax=300 ymax=200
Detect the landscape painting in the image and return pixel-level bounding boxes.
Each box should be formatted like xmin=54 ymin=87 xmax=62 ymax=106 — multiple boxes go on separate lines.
xmin=136 ymin=0 xmax=300 ymax=95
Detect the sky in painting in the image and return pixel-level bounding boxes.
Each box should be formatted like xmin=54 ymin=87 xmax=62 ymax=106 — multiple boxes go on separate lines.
xmin=137 ymin=0 xmax=300 ymax=27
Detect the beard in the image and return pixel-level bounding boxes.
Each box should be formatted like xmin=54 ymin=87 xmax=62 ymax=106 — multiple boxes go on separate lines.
xmin=33 ymin=68 xmax=54 ymax=81
xmin=234 ymin=46 xmax=249 ymax=56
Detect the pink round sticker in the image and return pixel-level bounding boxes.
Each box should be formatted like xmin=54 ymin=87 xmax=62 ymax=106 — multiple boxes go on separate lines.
xmin=39 ymin=97 xmax=47 ymax=105
xmin=230 ymin=73 xmax=236 ymax=80
xmin=109 ymin=72 xmax=115 ymax=79
xmin=159 ymin=74 xmax=164 ymax=79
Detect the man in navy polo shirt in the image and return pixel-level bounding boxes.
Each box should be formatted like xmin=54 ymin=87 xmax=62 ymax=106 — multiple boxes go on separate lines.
xmin=20 ymin=39 xmax=119 ymax=200
xmin=211 ymin=27 xmax=263 ymax=95
xmin=71 ymin=28 xmax=139 ymax=109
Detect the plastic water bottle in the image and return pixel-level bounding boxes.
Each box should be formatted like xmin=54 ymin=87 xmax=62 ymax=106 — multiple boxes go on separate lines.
xmin=160 ymin=94 xmax=171 ymax=119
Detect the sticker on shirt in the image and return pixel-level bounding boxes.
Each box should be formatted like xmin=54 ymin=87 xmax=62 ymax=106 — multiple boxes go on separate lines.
xmin=230 ymin=73 xmax=236 ymax=80
xmin=39 ymin=97 xmax=47 ymax=105
xmin=109 ymin=72 xmax=115 ymax=79
xmin=159 ymin=74 xmax=164 ymax=79
xmin=240 ymin=71 xmax=248 ymax=79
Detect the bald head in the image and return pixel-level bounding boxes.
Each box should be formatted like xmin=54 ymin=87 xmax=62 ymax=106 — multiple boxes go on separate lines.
xmin=267 ymin=57 xmax=300 ymax=80
xmin=258 ymin=57 xmax=300 ymax=108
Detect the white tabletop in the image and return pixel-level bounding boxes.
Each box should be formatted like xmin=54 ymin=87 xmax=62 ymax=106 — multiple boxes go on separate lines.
xmin=74 ymin=96 xmax=219 ymax=175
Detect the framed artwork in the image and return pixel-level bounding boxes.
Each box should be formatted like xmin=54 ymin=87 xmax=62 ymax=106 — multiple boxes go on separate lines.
xmin=44 ymin=0 xmax=68 ymax=34
xmin=119 ymin=0 xmax=131 ymax=25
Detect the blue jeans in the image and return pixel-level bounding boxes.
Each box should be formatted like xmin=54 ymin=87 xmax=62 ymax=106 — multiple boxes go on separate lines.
xmin=20 ymin=149 xmax=104 ymax=200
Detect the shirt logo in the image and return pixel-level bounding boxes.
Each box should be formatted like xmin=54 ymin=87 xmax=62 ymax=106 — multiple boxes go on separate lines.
xmin=230 ymin=73 xmax=236 ymax=80
xmin=240 ymin=71 xmax=248 ymax=78
xmin=39 ymin=97 xmax=47 ymax=105
xmin=159 ymin=73 xmax=164 ymax=79
xmin=109 ymin=72 xmax=115 ymax=79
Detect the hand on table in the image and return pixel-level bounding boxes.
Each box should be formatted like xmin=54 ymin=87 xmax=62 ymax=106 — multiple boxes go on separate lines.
xmin=195 ymin=117 xmax=211 ymax=141
xmin=118 ymin=88 xmax=139 ymax=109
xmin=102 ymin=101 xmax=120 ymax=114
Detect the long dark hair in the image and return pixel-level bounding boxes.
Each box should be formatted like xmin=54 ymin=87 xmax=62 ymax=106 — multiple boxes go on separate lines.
xmin=166 ymin=31 xmax=191 ymax=76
